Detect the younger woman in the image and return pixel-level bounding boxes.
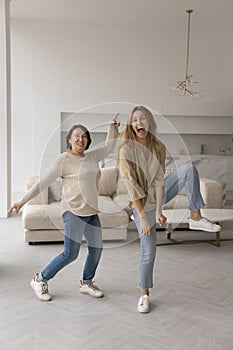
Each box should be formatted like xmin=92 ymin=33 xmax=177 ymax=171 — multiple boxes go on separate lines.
xmin=117 ymin=105 xmax=220 ymax=313
xmin=117 ymin=106 xmax=166 ymax=313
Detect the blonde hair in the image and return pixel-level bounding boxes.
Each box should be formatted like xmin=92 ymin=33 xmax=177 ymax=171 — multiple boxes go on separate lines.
xmin=117 ymin=105 xmax=161 ymax=162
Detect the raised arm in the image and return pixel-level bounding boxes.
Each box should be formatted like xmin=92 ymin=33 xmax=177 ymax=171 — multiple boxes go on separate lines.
xmin=104 ymin=113 xmax=120 ymax=153
xmin=93 ymin=113 xmax=120 ymax=162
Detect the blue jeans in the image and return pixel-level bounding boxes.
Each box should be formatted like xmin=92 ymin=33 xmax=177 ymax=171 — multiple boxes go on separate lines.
xmin=40 ymin=211 xmax=103 ymax=283
xmin=133 ymin=208 xmax=156 ymax=290
xmin=133 ymin=164 xmax=205 ymax=290
xmin=163 ymin=163 xmax=205 ymax=211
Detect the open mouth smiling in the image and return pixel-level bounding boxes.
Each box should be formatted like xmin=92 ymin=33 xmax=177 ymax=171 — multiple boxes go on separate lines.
xmin=137 ymin=127 xmax=146 ymax=134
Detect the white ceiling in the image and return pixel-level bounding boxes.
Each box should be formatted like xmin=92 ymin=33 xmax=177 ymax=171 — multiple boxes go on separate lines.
xmin=10 ymin=0 xmax=233 ymax=32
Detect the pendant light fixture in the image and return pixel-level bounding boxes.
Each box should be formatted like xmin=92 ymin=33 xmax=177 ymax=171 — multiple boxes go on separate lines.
xmin=174 ymin=9 xmax=199 ymax=97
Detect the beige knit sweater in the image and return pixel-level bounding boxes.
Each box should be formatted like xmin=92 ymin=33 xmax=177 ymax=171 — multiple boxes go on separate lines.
xmin=19 ymin=124 xmax=118 ymax=216
xmin=118 ymin=140 xmax=165 ymax=211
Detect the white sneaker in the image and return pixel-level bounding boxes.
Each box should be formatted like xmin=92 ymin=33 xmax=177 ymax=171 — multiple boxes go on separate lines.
xmin=30 ymin=274 xmax=52 ymax=301
xmin=79 ymin=280 xmax=104 ymax=298
xmin=137 ymin=295 xmax=150 ymax=313
xmin=189 ymin=217 xmax=221 ymax=233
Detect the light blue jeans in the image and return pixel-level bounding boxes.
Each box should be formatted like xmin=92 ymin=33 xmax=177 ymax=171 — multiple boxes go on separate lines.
xmin=164 ymin=163 xmax=205 ymax=210
xmin=133 ymin=208 xmax=156 ymax=290
xmin=133 ymin=163 xmax=205 ymax=290
xmin=39 ymin=211 xmax=103 ymax=284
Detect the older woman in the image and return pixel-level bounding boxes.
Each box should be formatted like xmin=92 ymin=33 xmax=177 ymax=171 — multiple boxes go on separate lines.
xmin=8 ymin=114 xmax=120 ymax=301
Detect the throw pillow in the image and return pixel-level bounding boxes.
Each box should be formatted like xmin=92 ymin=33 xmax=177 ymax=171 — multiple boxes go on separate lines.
xmin=97 ymin=167 xmax=118 ymax=196
xmin=48 ymin=178 xmax=62 ymax=202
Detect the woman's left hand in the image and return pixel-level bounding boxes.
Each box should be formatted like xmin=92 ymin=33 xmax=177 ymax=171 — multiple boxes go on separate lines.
xmin=111 ymin=113 xmax=120 ymax=127
xmin=156 ymin=213 xmax=167 ymax=227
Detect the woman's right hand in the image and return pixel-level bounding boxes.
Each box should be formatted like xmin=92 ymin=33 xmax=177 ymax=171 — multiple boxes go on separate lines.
xmin=111 ymin=113 xmax=120 ymax=127
xmin=139 ymin=214 xmax=151 ymax=235
xmin=8 ymin=203 xmax=21 ymax=214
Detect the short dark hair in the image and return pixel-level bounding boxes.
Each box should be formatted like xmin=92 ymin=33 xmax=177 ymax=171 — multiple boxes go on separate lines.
xmin=66 ymin=124 xmax=92 ymax=150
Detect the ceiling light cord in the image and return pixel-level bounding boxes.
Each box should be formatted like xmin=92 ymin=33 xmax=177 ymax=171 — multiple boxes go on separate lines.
xmin=174 ymin=9 xmax=200 ymax=97
xmin=185 ymin=10 xmax=192 ymax=83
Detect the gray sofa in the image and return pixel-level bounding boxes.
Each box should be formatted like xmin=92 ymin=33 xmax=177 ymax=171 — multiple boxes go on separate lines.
xmin=22 ymin=167 xmax=223 ymax=243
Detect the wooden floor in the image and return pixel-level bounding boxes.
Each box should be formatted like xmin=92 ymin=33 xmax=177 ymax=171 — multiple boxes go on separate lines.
xmin=1 ymin=207 xmax=233 ymax=350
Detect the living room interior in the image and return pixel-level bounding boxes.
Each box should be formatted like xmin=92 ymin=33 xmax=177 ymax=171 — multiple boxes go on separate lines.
xmin=1 ymin=0 xmax=233 ymax=349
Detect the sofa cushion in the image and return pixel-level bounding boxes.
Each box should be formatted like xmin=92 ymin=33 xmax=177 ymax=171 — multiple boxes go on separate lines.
xmin=97 ymin=167 xmax=118 ymax=196
xmin=22 ymin=202 xmax=63 ymax=230
xmin=98 ymin=195 xmax=124 ymax=214
xmin=200 ymin=177 xmax=223 ymax=208
xmin=98 ymin=195 xmax=129 ymax=228
xmin=112 ymin=193 xmax=129 ymax=210
xmin=98 ymin=210 xmax=129 ymax=228
xmin=115 ymin=177 xmax=128 ymax=195
xmin=48 ymin=178 xmax=62 ymax=202
xmin=26 ymin=176 xmax=48 ymax=205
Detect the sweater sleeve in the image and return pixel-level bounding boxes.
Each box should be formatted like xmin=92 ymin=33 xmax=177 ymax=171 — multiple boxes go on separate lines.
xmin=158 ymin=141 xmax=166 ymax=174
xmin=91 ymin=123 xmax=119 ymax=162
xmin=152 ymin=152 xmax=165 ymax=188
xmin=18 ymin=154 xmax=64 ymax=207
xmin=118 ymin=146 xmax=146 ymax=202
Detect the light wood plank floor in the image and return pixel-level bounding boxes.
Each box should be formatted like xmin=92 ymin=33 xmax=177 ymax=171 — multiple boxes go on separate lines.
xmin=1 ymin=207 xmax=233 ymax=350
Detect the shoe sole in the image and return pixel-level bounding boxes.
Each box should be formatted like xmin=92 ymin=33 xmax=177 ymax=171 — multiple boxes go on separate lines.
xmin=79 ymin=289 xmax=103 ymax=298
xmin=138 ymin=308 xmax=150 ymax=313
xmin=189 ymin=226 xmax=221 ymax=233
xmin=30 ymin=281 xmax=52 ymax=301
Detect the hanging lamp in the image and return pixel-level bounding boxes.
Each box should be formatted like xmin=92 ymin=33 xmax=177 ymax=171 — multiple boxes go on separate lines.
xmin=174 ymin=9 xmax=199 ymax=96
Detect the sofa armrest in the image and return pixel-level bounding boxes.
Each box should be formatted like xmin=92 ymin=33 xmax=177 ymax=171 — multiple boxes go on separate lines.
xmin=200 ymin=177 xmax=223 ymax=208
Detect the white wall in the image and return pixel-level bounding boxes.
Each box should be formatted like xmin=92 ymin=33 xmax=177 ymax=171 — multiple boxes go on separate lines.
xmin=10 ymin=20 xmax=233 ymax=194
